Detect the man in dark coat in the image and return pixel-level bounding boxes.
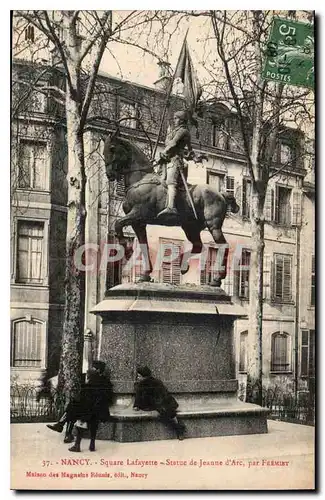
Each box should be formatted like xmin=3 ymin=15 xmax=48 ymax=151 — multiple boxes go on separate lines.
xmin=68 ymin=360 xmax=114 ymax=452
xmin=133 ymin=366 xmax=186 ymax=440
xmin=46 ymin=373 xmax=87 ymax=444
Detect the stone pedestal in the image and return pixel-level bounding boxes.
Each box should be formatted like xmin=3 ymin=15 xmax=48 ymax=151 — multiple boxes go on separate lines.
xmin=91 ymin=283 xmax=269 ymax=442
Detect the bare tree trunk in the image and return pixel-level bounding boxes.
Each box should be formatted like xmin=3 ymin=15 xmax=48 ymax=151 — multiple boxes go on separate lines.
xmin=246 ymin=189 xmax=265 ymax=405
xmin=58 ymin=72 xmax=86 ymax=401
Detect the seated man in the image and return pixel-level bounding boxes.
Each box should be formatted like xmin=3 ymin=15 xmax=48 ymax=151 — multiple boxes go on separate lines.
xmin=133 ymin=366 xmax=186 ymax=440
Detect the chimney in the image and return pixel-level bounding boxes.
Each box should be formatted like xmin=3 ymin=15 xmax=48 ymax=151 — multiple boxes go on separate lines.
xmin=154 ymin=61 xmax=172 ymax=92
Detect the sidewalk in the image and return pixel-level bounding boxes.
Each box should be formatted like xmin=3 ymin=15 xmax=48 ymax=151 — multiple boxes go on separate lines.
xmin=11 ymin=420 xmax=315 ymax=490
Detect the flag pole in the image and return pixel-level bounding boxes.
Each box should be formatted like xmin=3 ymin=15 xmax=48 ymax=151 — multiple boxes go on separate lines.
xmin=151 ymin=29 xmax=189 ymax=161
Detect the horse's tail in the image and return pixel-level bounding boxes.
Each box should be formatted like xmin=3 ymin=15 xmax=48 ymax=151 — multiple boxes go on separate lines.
xmin=222 ymin=192 xmax=240 ymax=214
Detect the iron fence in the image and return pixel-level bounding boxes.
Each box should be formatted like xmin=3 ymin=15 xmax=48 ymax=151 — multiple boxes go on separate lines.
xmin=239 ymin=383 xmax=315 ymax=426
xmin=10 ymin=383 xmax=66 ymax=423
xmin=11 ymin=382 xmax=315 ymax=426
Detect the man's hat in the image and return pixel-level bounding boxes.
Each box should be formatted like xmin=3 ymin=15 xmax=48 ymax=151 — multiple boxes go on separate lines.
xmin=136 ymin=366 xmax=152 ymax=377
xmin=93 ymin=360 xmax=106 ymax=373
xmin=174 ymin=110 xmax=188 ymax=122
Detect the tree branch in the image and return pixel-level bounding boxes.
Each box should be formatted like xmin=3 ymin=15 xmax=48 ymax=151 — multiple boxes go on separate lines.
xmin=80 ymin=11 xmax=112 ymax=128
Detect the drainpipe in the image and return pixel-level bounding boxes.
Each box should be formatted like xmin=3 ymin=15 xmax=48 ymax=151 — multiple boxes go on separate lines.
xmin=294 ymin=225 xmax=301 ymax=401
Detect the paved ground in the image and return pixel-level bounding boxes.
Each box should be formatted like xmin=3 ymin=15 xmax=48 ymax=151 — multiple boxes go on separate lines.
xmin=11 ymin=420 xmax=314 ymax=491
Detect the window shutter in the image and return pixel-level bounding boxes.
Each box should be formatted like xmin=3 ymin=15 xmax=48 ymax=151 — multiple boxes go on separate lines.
xmin=226 ymin=176 xmax=235 ymax=196
xmin=274 ymin=254 xmax=283 ymax=299
xmin=115 ymin=178 xmax=125 ymax=198
xmin=264 ymin=187 xmax=274 ymax=222
xmin=291 ymin=189 xmax=302 ymax=226
xmin=239 ymin=331 xmax=248 ymax=372
xmin=309 ymin=329 xmax=315 ymax=377
xmin=200 ymin=247 xmax=216 ymax=285
xmin=310 ymin=255 xmax=315 ymax=306
xmin=223 ymin=259 xmax=234 ymax=296
xmin=283 ymin=255 xmax=292 ymax=301
xmin=274 ymin=185 xmax=280 ymax=223
xmin=200 ymin=260 xmax=207 ymax=285
xmin=263 ymin=254 xmax=271 ymax=300
xmin=13 ymin=320 xmax=42 ymax=368
xmin=233 ymin=251 xmax=240 ymax=297
xmin=300 ymin=330 xmax=309 ymax=377
xmin=239 ymin=249 xmax=250 ymax=299
xmin=241 ymin=178 xmax=251 ymax=218
xmin=273 ymin=254 xmax=292 ymax=302
xmin=161 ymin=240 xmax=182 ymax=285
xmin=237 ymin=183 xmax=243 ymax=217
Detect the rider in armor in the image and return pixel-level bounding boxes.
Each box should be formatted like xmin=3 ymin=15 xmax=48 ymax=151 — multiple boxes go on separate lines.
xmin=157 ymin=110 xmax=194 ymax=218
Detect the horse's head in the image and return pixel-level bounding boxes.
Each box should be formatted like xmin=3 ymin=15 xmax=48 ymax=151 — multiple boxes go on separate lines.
xmin=222 ymin=193 xmax=240 ymax=214
xmin=103 ymin=133 xmax=133 ymax=182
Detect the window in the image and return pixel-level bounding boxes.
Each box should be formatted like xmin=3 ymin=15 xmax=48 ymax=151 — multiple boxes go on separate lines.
xmin=24 ymin=25 xmax=35 ymax=42
xmin=239 ymin=331 xmax=248 ymax=373
xmin=273 ymin=254 xmax=292 ymax=302
xmin=160 ymin=239 xmax=182 ymax=285
xmin=18 ymin=140 xmax=47 ymax=190
xmin=280 ymin=142 xmax=292 ymax=164
xmin=114 ymin=178 xmax=125 ymax=198
xmin=200 ymin=247 xmax=218 ymax=285
xmin=271 ymin=332 xmax=291 ymax=372
xmin=30 ymin=89 xmax=47 ymax=113
xmin=227 ymin=118 xmax=244 ymax=153
xmin=119 ymin=101 xmax=137 ymax=128
xmin=207 ymin=171 xmax=224 ymax=192
xmin=212 ymin=122 xmax=227 ymax=149
xmin=226 ymin=176 xmax=235 ymax=196
xmin=16 ymin=221 xmax=44 ymax=284
xmin=275 ymin=185 xmax=291 ymax=225
xmin=234 ymin=249 xmax=251 ymax=299
xmin=12 ymin=319 xmax=44 ymax=368
xmin=301 ymin=329 xmax=315 ymax=377
xmin=242 ymin=178 xmax=251 ymax=218
xmin=311 ymin=255 xmax=315 ymax=306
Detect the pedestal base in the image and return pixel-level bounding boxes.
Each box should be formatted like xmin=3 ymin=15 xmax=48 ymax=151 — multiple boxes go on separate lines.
xmin=92 ymin=283 xmax=267 ymax=443
xmin=97 ymin=403 xmax=269 ymax=442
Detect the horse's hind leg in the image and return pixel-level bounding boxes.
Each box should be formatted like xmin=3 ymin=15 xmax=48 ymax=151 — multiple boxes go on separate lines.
xmin=180 ymin=224 xmax=203 ymax=275
xmin=206 ymin=219 xmax=229 ymax=287
xmin=114 ymin=208 xmax=140 ymax=243
xmin=131 ymin=223 xmax=153 ymax=282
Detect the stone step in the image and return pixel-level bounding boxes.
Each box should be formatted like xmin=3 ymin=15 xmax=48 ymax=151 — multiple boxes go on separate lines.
xmin=97 ymin=403 xmax=269 ymax=442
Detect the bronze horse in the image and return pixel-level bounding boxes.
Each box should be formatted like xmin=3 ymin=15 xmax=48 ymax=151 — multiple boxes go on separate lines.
xmin=104 ymin=134 xmax=240 ymax=286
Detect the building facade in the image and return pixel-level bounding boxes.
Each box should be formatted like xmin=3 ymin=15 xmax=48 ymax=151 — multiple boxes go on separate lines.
xmin=11 ymin=60 xmax=315 ymax=395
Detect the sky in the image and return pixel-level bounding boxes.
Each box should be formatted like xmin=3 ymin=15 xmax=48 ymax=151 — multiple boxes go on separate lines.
xmin=99 ymin=12 xmax=210 ymax=89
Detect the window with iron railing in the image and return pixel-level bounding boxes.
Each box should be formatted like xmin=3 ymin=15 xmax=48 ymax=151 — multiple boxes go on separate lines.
xmin=234 ymin=248 xmax=251 ymax=300
xmin=271 ymin=332 xmax=291 ymax=372
xmin=18 ymin=140 xmax=47 ymax=190
xmin=200 ymin=247 xmax=218 ymax=285
xmin=16 ymin=221 xmax=44 ymax=285
xmin=11 ymin=319 xmax=44 ymax=368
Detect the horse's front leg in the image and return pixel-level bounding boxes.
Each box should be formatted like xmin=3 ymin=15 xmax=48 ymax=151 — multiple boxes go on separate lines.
xmin=207 ymin=227 xmax=229 ymax=287
xmin=132 ymin=223 xmax=152 ymax=283
xmin=180 ymin=224 xmax=203 ymax=275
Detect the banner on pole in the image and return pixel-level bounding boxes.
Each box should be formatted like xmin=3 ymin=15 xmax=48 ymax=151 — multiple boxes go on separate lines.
xmin=262 ymin=17 xmax=314 ymax=89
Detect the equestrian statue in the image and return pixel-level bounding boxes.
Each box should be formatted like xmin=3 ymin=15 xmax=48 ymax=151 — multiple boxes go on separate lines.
xmin=104 ymin=110 xmax=239 ymax=287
